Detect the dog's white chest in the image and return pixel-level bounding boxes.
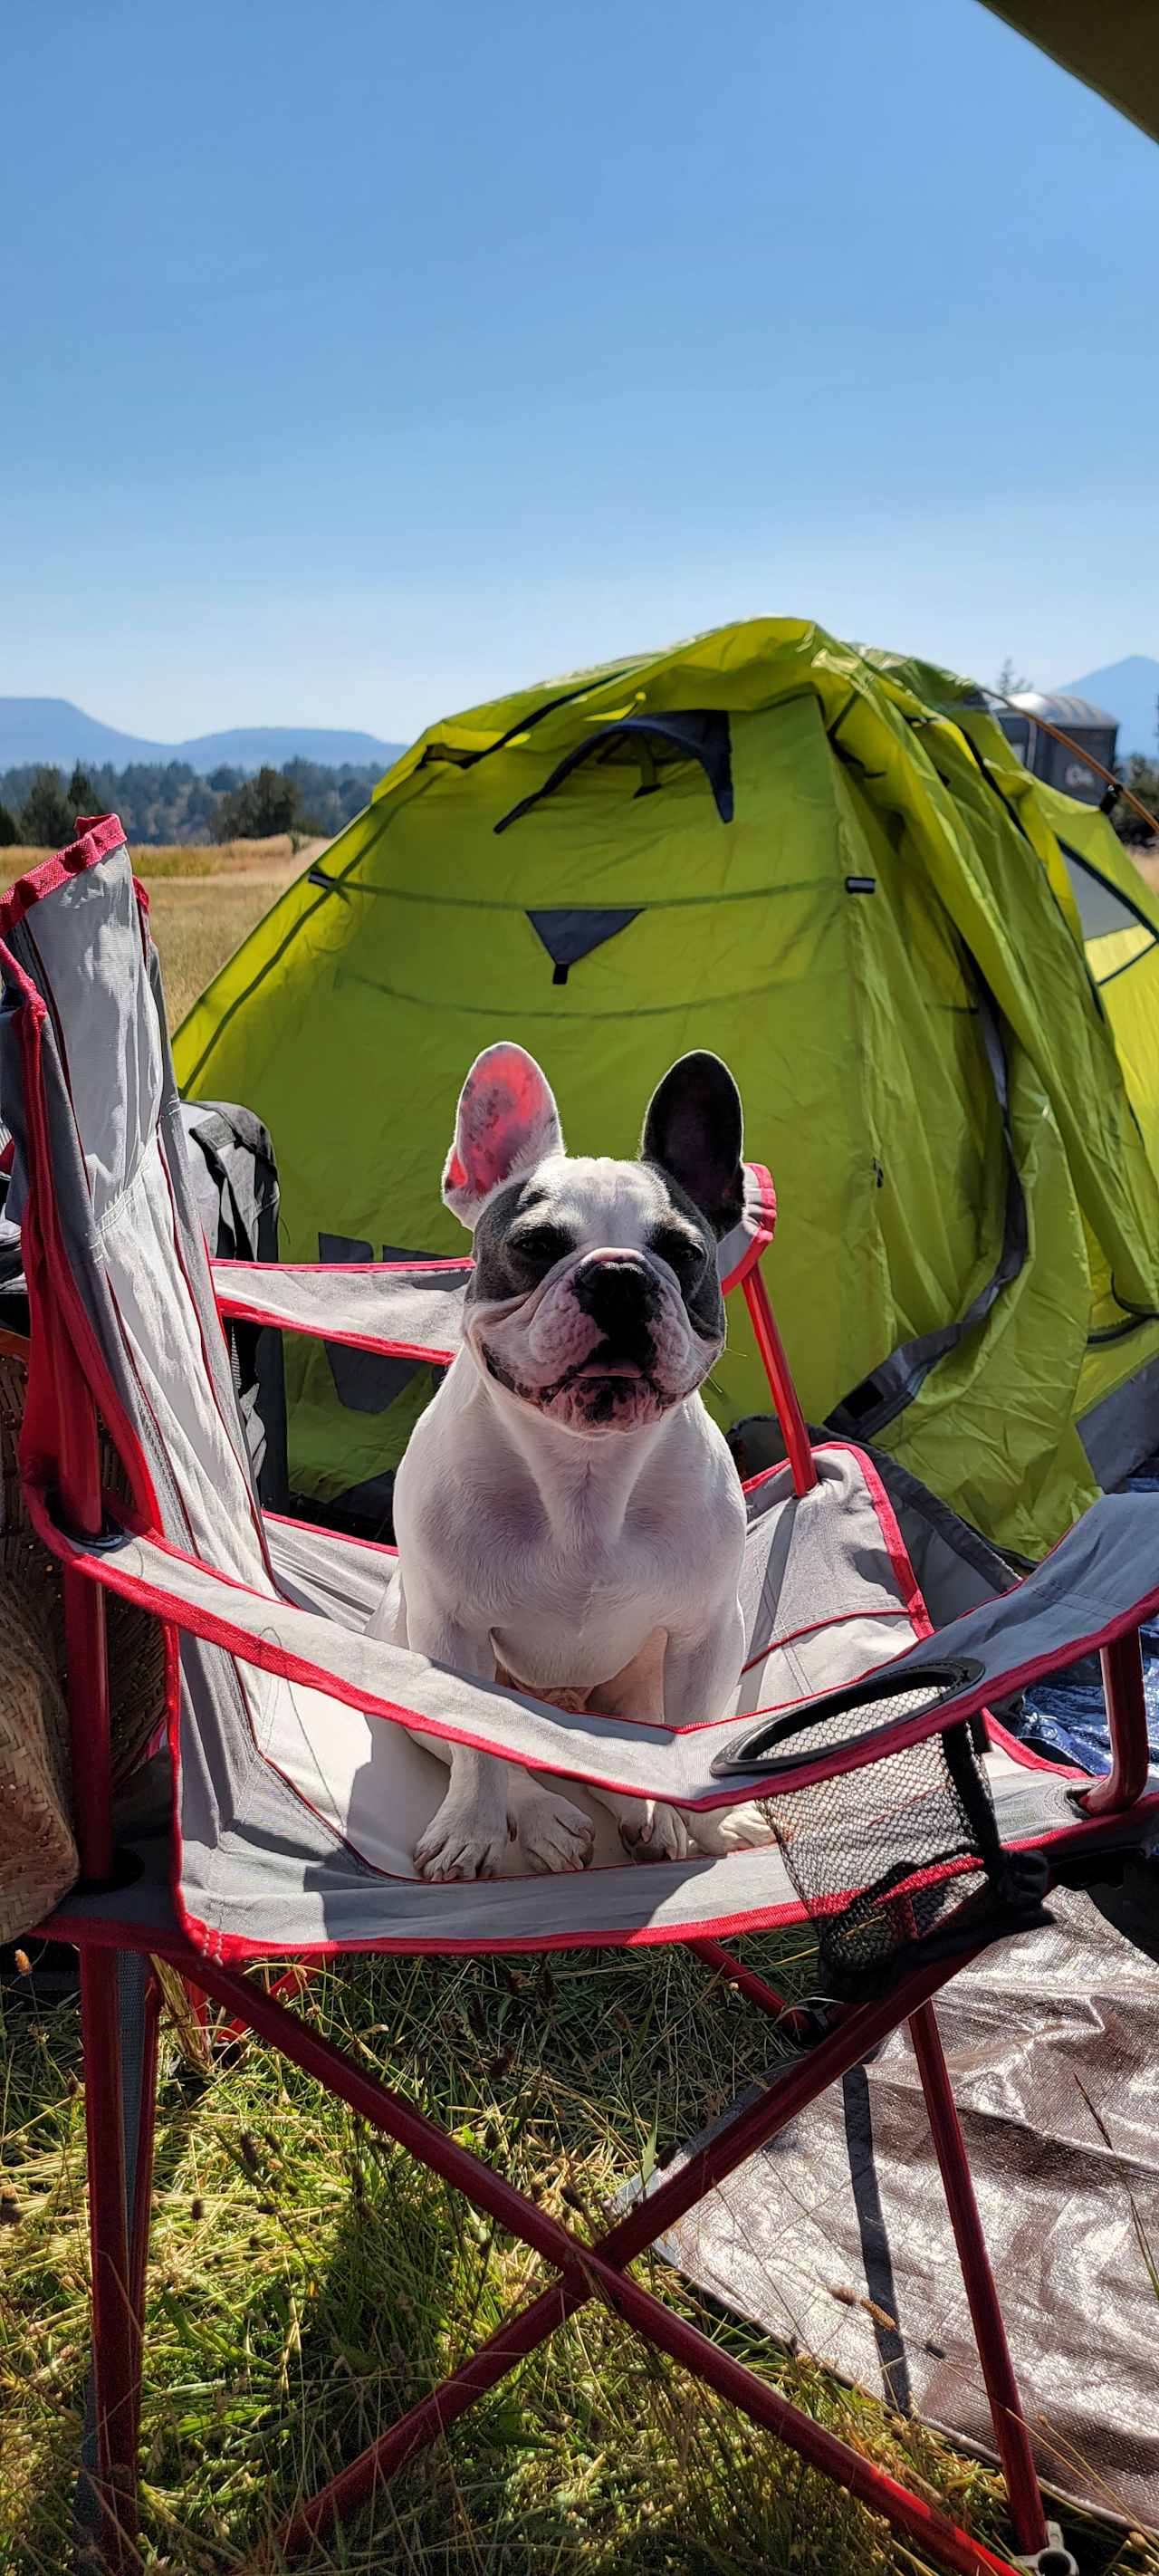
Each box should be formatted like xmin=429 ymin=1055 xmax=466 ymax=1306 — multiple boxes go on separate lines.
xmin=476 ymin=1501 xmax=680 ymax=1691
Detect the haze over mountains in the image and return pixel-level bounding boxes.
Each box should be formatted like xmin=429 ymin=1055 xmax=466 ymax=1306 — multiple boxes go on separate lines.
xmin=1 ymin=657 xmax=1155 ymax=777
xmin=0 ymin=698 xmax=402 ymax=774
xmin=1059 ymin=658 xmax=1158 ymax=757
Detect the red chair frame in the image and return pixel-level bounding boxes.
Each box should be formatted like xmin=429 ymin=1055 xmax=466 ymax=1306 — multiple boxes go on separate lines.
xmin=36 ymin=1253 xmax=1151 ymax=2576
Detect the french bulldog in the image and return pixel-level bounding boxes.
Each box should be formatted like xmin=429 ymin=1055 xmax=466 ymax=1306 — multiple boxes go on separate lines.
xmin=371 ymin=1042 xmax=750 ymax=1881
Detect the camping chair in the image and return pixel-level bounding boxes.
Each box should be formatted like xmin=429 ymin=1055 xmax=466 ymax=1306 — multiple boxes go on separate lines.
xmin=5 ymin=816 xmax=1158 ymax=2576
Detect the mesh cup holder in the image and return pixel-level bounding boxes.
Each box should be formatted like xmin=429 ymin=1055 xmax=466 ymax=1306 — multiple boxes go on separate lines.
xmin=712 ymin=1659 xmax=1049 ymax=1999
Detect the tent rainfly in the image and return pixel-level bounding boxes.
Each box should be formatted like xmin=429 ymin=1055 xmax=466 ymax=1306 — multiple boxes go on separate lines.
xmin=175 ymin=620 xmax=1159 ymax=1560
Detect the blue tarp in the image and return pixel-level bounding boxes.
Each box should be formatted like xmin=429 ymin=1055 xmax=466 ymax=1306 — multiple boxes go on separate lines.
xmin=1019 ymin=1467 xmax=1159 ymax=1773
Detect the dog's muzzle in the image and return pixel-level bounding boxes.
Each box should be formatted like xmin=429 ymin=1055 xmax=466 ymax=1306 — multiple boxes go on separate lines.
xmin=571 ymin=1252 xmax=661 ymax=1348
xmin=472 ymin=1245 xmax=715 ymax=1433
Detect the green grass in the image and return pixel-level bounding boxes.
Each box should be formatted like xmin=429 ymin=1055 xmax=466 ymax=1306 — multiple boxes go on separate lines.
xmin=5 ymin=1943 xmax=1156 ymax=2575
xmin=0 ymin=1940 xmax=1009 ymax=2575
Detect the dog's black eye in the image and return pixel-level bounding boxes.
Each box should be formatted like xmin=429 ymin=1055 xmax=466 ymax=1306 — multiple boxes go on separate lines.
xmin=652 ymin=1226 xmax=706 ymax=1283
xmin=512 ymin=1224 xmax=574 ymax=1272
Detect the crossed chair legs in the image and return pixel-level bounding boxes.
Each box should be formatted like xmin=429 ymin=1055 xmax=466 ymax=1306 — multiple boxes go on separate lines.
xmin=76 ymin=1925 xmax=1063 ymax=2576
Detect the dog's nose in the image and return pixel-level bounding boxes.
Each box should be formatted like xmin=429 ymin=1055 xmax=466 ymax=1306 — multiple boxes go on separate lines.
xmin=572 ymin=1253 xmax=660 ymax=1334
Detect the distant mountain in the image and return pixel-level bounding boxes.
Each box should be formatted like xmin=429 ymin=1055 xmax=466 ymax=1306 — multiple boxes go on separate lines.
xmin=0 ymin=697 xmax=403 ymax=774
xmin=179 ymin=726 xmax=406 ymax=773
xmin=1059 ymin=658 xmax=1159 ymax=756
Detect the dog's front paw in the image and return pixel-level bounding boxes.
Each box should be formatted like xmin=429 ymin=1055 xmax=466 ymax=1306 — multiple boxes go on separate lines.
xmin=414 ymin=1791 xmax=510 ymax=1882
xmin=618 ymin=1799 xmax=690 ymax=1864
xmin=690 ymin=1801 xmax=776 ymax=1857
xmin=514 ymin=1786 xmax=595 ymax=1875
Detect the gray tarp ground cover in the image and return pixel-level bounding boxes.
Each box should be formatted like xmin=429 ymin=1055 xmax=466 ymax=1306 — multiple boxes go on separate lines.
xmin=643 ymin=1889 xmax=1159 ymax=2530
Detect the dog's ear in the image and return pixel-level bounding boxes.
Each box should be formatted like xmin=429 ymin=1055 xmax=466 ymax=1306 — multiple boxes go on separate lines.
xmin=443 ymin=1043 xmax=565 ymax=1230
xmin=641 ymin=1052 xmax=744 ymax=1236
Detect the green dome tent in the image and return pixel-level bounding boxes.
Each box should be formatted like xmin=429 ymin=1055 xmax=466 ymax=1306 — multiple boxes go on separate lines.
xmin=174 ymin=620 xmax=1159 ymax=1558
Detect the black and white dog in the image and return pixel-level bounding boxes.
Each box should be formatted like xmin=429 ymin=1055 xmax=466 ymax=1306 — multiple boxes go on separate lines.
xmin=369 ymin=1043 xmax=752 ymax=1881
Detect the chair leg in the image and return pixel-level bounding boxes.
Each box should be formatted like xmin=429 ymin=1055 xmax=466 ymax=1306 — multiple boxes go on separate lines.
xmin=129 ymin=1968 xmax=161 ymax=2329
xmin=79 ymin=1947 xmax=144 ymax=2572
xmin=909 ymin=2001 xmax=1049 ymax=2561
xmin=193 ymin=1937 xmax=1025 ymax=2576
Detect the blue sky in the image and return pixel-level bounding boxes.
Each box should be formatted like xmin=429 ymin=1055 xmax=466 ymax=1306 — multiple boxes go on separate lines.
xmin=3 ymin=0 xmax=1156 ymax=744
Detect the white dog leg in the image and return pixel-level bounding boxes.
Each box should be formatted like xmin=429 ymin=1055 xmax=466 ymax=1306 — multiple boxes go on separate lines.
xmin=412 ymin=1744 xmax=512 ymax=1883
xmin=393 ymin=1583 xmax=512 ymax=1882
xmin=688 ymin=1800 xmax=775 ymax=1855
xmin=505 ymin=1769 xmax=596 ymax=1874
xmin=584 ymin=1632 xmax=691 ymax=1862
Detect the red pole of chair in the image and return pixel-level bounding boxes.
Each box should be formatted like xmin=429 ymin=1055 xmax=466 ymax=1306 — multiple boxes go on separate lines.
xmin=79 ymin=1952 xmax=140 ymax=2571
xmin=52 ymin=1316 xmax=141 ymax=2562
xmin=742 ymin=1266 xmax=818 ymax=1495
xmin=129 ymin=1972 xmax=161 ymax=2327
xmin=53 ymin=1311 xmax=117 ymax=1886
xmin=687 ymin=1937 xmax=813 ymax=2037
xmin=908 ymin=2003 xmax=1049 ymax=2561
xmin=1082 ymin=1629 xmax=1151 ymax=1817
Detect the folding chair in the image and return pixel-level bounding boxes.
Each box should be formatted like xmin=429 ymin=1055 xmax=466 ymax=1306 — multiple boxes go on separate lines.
xmin=5 ymin=816 xmax=1157 ymax=2576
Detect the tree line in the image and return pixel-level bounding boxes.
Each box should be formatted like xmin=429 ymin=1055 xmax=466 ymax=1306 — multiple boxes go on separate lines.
xmin=0 ymin=756 xmax=385 ymax=851
xmin=2 ymin=719 xmax=1156 ymax=857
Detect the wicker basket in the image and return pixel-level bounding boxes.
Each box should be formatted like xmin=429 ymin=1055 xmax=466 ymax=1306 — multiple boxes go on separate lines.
xmin=0 ymin=1345 xmax=168 ymax=1942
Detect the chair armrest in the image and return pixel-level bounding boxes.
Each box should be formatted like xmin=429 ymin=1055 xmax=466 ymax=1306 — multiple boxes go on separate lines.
xmin=709 ymin=1654 xmax=987 ymax=1779
xmin=27 ymin=1481 xmax=1159 ymax=1825
xmin=707 ymin=1489 xmax=1159 ymax=1808
xmin=210 ymin=1257 xmax=469 ymax=1365
xmin=209 ymin=1161 xmax=778 ymax=1363
xmin=27 ymin=1484 xmax=720 ymax=1806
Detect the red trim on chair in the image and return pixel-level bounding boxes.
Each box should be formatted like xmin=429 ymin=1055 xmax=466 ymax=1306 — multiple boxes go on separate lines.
xmin=742 ymin=1439 xmax=934 ymax=1637
xmin=211 ymin=1294 xmax=458 ymax=1365
xmin=719 ymin=1161 xmax=777 ymax=1293
xmin=0 ymin=814 xmax=127 ymax=937
xmin=214 ymin=1255 xmax=472 ymax=1279
xmin=831 ymin=1440 xmax=934 ymax=1639
xmin=264 ymin=1508 xmax=398 ymax=1561
xmin=0 ymin=968 xmax=159 ymax=1533
xmin=44 ymin=1783 xmax=1159 ymax=1972
xmin=27 ymin=1478 xmax=1159 ymax=1815
xmin=982 ymin=1714 xmax=1080 ymax=1780
xmin=739 ymin=1600 xmax=918 ymax=1677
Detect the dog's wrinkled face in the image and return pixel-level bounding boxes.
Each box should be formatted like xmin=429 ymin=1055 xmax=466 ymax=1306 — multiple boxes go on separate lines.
xmin=469 ymin=1158 xmax=722 ymax=1432
xmin=443 ymin=1043 xmax=744 ymax=1437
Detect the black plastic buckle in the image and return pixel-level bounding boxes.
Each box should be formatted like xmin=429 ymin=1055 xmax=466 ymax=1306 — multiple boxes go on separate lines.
xmin=44 ymin=1489 xmax=133 ymax=1553
xmin=710 ymin=1656 xmax=987 ymax=1780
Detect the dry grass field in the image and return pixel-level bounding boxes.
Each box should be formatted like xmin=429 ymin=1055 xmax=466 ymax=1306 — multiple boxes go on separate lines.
xmin=1 ymin=837 xmax=318 ymax=1025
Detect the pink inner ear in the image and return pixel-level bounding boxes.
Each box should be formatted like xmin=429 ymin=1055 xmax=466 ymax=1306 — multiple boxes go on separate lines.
xmin=458 ymin=1049 xmax=552 ymax=1195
